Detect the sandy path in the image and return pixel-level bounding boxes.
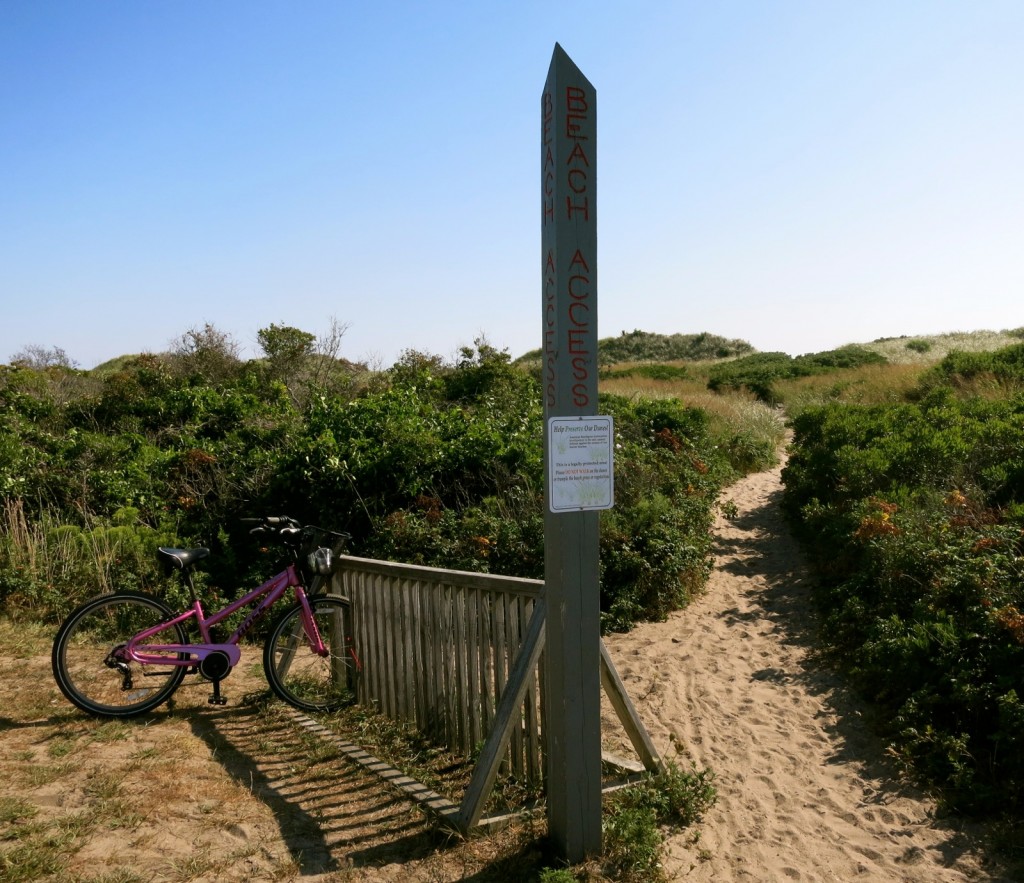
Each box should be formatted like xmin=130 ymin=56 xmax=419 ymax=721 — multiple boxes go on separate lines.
xmin=603 ymin=450 xmax=1010 ymax=882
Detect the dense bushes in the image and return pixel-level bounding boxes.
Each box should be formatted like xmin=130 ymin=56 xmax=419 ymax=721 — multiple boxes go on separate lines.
xmin=782 ymin=348 xmax=1024 ymax=813
xmin=1 ymin=335 xmax=742 ymax=631
xmin=708 ymin=346 xmax=887 ymax=403
xmin=278 ymin=348 xmax=736 ymax=631
xmin=598 ymin=397 xmax=732 ymax=630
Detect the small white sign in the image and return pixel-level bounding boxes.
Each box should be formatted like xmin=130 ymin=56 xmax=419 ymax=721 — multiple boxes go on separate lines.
xmin=547 ymin=416 xmax=614 ymax=512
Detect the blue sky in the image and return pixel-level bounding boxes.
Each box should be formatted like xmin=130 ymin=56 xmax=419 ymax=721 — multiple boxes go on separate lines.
xmin=2 ymin=1 xmax=1022 ymax=369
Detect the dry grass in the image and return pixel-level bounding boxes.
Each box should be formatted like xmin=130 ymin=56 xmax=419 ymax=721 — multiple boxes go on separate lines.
xmin=599 ymin=364 xmax=713 ymax=401
xmin=0 ymin=617 xmax=628 ymax=882
xmin=775 ymin=362 xmax=929 ymax=416
xmin=601 ymin=372 xmax=787 ymax=469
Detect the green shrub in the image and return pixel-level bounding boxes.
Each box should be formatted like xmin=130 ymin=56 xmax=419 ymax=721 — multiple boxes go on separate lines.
xmin=625 ymin=760 xmax=718 ymax=828
xmin=782 ymin=378 xmax=1024 ymax=813
xmin=602 ymin=762 xmax=717 ymax=881
xmin=603 ymin=803 xmax=662 ymax=881
xmin=597 ymin=396 xmax=732 ymax=629
xmin=707 ymin=352 xmax=795 ymax=401
xmin=708 ymin=347 xmax=888 ymax=403
xmin=1 ymin=337 xmax=737 ymax=635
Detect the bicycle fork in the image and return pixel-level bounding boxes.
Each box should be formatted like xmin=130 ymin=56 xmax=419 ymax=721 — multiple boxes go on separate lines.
xmin=299 ymin=594 xmax=362 ymax=673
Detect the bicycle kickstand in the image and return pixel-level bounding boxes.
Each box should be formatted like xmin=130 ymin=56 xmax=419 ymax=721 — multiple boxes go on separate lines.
xmin=208 ymin=679 xmax=227 ymax=706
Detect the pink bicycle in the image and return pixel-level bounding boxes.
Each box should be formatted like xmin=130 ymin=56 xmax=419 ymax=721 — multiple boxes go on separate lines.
xmin=51 ymin=516 xmax=361 ymax=717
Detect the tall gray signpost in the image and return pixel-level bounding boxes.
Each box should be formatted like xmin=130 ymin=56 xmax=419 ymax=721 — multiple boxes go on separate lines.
xmin=541 ymin=43 xmax=604 ymax=861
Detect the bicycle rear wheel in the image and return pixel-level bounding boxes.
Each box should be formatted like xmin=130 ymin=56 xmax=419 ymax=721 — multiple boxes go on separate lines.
xmin=52 ymin=592 xmax=189 ymax=717
xmin=263 ymin=595 xmax=358 ymax=712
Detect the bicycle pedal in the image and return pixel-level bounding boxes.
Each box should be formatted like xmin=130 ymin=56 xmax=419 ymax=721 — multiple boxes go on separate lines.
xmin=208 ymin=694 xmax=228 ymax=706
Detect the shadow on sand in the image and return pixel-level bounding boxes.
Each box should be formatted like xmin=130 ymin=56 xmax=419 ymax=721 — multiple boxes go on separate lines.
xmin=716 ymin=479 xmax=1022 ymax=881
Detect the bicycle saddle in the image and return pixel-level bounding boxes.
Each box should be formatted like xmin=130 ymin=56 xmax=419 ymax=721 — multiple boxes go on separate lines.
xmin=157 ymin=546 xmax=211 ymax=570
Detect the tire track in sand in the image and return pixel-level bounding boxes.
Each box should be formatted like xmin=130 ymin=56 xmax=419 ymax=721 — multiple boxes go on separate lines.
xmin=602 ymin=449 xmax=1014 ymax=882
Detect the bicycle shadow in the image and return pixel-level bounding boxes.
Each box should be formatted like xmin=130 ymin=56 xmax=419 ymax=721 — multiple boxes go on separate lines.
xmin=188 ymin=697 xmax=450 ymax=876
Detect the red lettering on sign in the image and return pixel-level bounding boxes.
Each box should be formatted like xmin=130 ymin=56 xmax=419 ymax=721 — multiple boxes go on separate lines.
xmin=545 ymin=328 xmax=557 ymax=404
xmin=566 ymin=197 xmax=590 ymax=220
xmin=569 ymin=301 xmax=589 ymax=326
xmin=567 ymin=140 xmax=590 ymax=168
xmin=544 ymin=247 xmax=558 ymax=407
xmin=569 ymin=249 xmax=590 ymax=272
xmin=566 ymin=86 xmax=588 ymax=114
xmin=542 ymin=77 xmax=596 ymax=413
xmin=543 ymin=146 xmax=555 ymax=223
xmin=544 ymin=330 xmax=556 ymax=360
xmin=567 ymin=328 xmax=588 ymax=354
xmin=565 ymin=113 xmax=588 ymax=140
xmin=542 ymin=92 xmax=553 ymax=145
xmin=565 ymin=88 xmax=589 ymax=141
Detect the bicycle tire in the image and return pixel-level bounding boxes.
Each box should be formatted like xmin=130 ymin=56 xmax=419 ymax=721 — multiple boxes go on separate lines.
xmin=52 ymin=592 xmax=189 ymax=717
xmin=263 ymin=595 xmax=359 ymax=712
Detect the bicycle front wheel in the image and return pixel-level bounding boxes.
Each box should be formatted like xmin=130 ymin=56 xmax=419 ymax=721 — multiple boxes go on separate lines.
xmin=52 ymin=592 xmax=189 ymax=717
xmin=264 ymin=595 xmax=358 ymax=712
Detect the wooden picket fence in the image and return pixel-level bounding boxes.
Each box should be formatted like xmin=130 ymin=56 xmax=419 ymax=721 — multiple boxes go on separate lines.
xmin=330 ymin=554 xmax=548 ymax=785
xmin=326 ymin=553 xmax=660 ymax=831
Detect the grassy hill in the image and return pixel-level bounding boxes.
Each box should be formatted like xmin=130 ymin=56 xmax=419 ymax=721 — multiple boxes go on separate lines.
xmin=574 ymin=327 xmax=1024 ymax=426
xmin=516 ymin=327 xmax=1024 ymax=370
xmin=858 ymin=328 xmax=1024 ymax=363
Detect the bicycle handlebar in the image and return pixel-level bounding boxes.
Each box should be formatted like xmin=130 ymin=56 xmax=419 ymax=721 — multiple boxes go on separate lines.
xmin=241 ymin=515 xmax=301 ymax=529
xmin=243 ymin=516 xmax=351 ymax=547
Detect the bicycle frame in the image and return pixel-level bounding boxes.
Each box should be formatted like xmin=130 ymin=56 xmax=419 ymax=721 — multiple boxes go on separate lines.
xmin=121 ymin=563 xmax=326 ymax=669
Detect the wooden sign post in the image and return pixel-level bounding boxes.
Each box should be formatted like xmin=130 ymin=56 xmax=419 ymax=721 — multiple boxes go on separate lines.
xmin=541 ymin=43 xmax=602 ymax=861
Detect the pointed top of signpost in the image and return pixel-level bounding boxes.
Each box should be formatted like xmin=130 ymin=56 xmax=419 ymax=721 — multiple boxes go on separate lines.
xmin=546 ymin=43 xmax=595 ymax=92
